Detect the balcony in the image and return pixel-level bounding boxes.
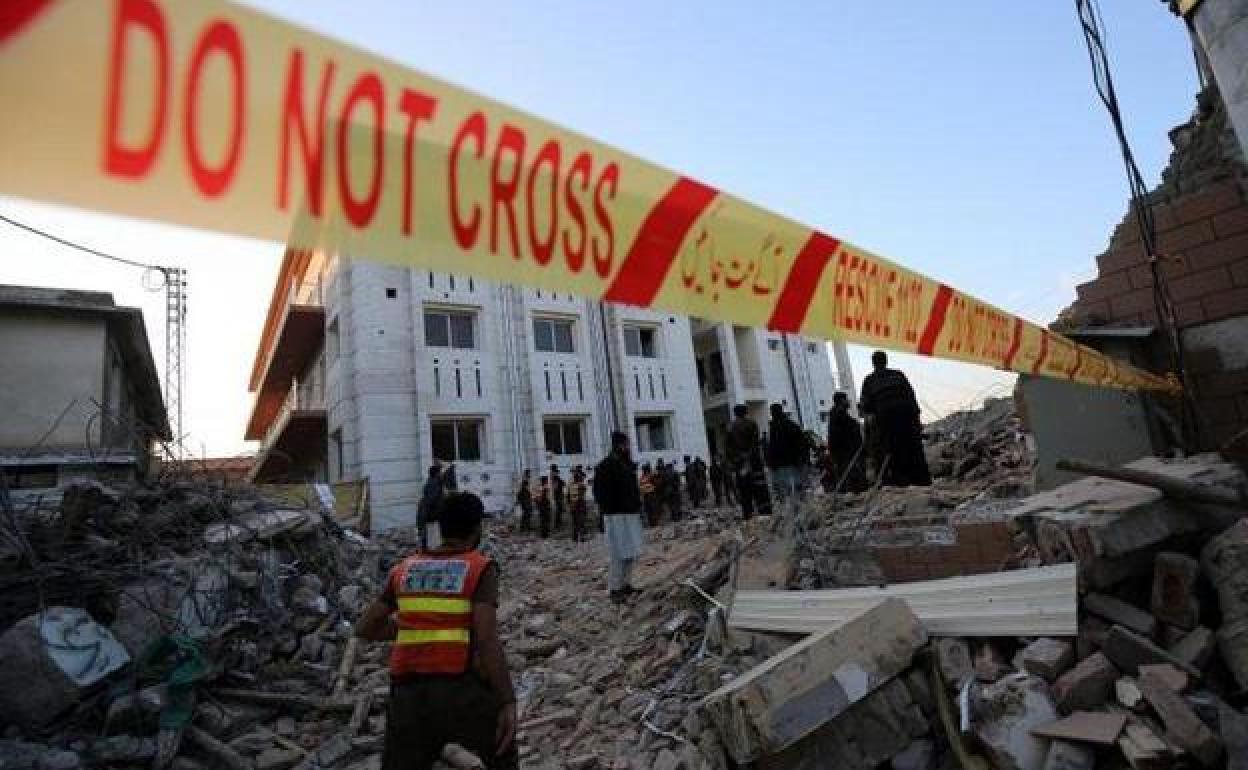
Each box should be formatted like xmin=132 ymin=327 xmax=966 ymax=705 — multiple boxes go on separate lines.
xmin=246 ymin=278 xmax=325 ymax=441
xmin=250 ymin=378 xmax=327 ymax=482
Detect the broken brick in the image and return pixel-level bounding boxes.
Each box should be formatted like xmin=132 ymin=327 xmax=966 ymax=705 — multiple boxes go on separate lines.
xmin=1053 ymin=652 xmax=1119 ymax=713
xmin=1020 ymin=638 xmax=1074 ymax=682
xmin=1151 ymin=552 xmax=1201 ymax=630
xmin=1138 ymin=667 xmax=1222 ymax=767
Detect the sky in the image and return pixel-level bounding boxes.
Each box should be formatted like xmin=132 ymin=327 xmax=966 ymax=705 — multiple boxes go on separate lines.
xmin=0 ymin=1 xmax=1199 ymax=457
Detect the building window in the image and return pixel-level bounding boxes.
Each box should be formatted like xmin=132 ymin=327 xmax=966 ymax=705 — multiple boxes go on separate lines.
xmin=623 ymin=325 xmax=658 ymax=358
xmin=385 ymin=287 xmax=397 ymax=299
xmin=533 ymin=317 xmax=575 ymax=353
xmin=708 ymin=351 xmax=726 ymax=394
xmin=767 ymin=338 xmax=781 ymax=351
xmin=807 ymin=342 xmax=819 ymax=354
xmin=543 ymin=418 xmax=585 ymax=455
xmin=430 ymin=418 xmax=484 ymax=462
xmin=634 ymin=415 xmax=673 ymax=452
xmin=424 ymin=309 xmax=476 ymax=349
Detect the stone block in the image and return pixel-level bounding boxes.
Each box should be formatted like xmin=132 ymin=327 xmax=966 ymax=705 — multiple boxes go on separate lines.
xmin=1020 ymin=639 xmax=1074 ymax=682
xmin=934 ymin=638 xmax=972 ymax=687
xmin=1115 ymin=677 xmax=1145 ymax=712
xmin=1170 ymin=626 xmax=1216 ymax=670
xmin=0 ymin=613 xmax=87 ymax=729
xmin=1137 ymin=663 xmax=1189 ymax=693
xmin=1102 ymin=626 xmax=1200 ymax=679
xmin=1031 ymin=711 xmax=1126 ymax=746
xmin=704 ymin=599 xmax=925 ymax=763
xmin=756 ymin=678 xmax=927 ymax=770
xmin=1138 ymin=667 xmax=1222 ymax=767
xmin=1053 ymin=652 xmax=1118 ymax=713
xmin=974 ymin=675 xmax=1058 ymax=770
xmin=1151 ymin=552 xmax=1201 ymax=630
xmin=1042 ymin=740 xmax=1094 ymax=770
xmin=1083 ymin=593 xmax=1157 ymax=638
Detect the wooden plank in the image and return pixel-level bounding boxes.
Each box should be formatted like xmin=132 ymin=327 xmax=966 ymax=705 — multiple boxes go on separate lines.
xmin=702 ymin=598 xmax=926 ymax=764
xmin=730 ymin=564 xmax=1076 ymax=637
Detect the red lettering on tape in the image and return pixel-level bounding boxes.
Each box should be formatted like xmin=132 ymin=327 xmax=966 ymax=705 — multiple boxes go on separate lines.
xmin=602 ymin=177 xmax=717 ymax=306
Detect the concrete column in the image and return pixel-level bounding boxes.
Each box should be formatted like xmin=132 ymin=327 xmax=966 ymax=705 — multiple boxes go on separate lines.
xmin=1189 ymin=0 xmax=1248 ymax=159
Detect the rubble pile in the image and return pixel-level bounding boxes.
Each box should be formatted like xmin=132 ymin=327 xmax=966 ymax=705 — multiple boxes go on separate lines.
xmin=2 ymin=430 xmax=1247 ymax=770
xmin=0 ymin=478 xmax=386 ymax=770
xmin=789 ymin=399 xmax=1036 ymax=591
xmin=924 ymin=397 xmax=1032 ymax=495
xmin=725 ymin=453 xmax=1248 ymax=769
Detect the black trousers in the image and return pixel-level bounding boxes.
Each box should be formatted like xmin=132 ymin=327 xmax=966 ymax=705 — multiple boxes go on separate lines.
xmin=383 ymin=675 xmax=517 ymax=770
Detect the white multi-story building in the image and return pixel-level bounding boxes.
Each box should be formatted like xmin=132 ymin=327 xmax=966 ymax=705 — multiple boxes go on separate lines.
xmin=245 ymin=250 xmax=853 ymax=531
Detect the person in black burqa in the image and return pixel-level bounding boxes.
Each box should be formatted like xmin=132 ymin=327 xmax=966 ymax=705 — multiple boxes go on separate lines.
xmin=858 ymin=350 xmax=931 ymax=487
xmin=826 ymin=392 xmax=868 ymax=493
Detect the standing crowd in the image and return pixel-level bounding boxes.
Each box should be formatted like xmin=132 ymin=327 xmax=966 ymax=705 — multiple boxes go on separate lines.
xmin=359 ymin=350 xmax=932 ymax=769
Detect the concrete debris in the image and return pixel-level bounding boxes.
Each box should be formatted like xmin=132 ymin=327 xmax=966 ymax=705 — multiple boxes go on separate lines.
xmin=1020 ymin=638 xmax=1074 ymax=682
xmin=1042 ymin=740 xmax=1094 ymax=770
xmin=1031 ymin=710 xmax=1127 ymax=746
xmin=974 ymin=674 xmax=1058 ymax=770
xmin=1 ymin=403 xmax=1246 ymax=770
xmin=701 ymin=598 xmax=926 ymax=763
xmin=1138 ymin=666 xmax=1224 ymax=766
xmin=1151 ymin=551 xmax=1202 ymax=630
xmin=1053 ymin=652 xmax=1119 ymax=713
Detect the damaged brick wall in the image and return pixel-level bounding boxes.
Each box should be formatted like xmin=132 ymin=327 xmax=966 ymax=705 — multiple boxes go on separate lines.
xmin=1065 ymin=86 xmax=1248 ymax=451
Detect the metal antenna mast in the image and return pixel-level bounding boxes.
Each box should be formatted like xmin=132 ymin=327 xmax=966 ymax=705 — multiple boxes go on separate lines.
xmin=162 ymin=267 xmax=187 ymax=458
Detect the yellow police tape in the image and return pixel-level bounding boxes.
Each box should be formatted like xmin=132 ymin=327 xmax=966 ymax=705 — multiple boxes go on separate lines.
xmin=0 ymin=0 xmax=1177 ymax=393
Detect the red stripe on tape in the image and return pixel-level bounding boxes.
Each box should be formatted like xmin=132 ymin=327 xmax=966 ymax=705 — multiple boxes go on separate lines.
xmin=0 ymin=0 xmax=53 ymax=44
xmin=1002 ymin=317 xmax=1023 ymax=370
xmin=916 ymin=284 xmax=953 ymax=355
xmin=766 ymin=232 xmax=840 ymax=333
xmin=1068 ymin=344 xmax=1083 ymax=379
xmin=1033 ymin=331 xmax=1049 ymax=374
xmin=602 ymin=177 xmax=717 ymax=307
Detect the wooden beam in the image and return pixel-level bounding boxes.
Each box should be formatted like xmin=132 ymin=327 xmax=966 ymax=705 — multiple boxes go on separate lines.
xmin=729 ymin=563 xmax=1076 ymax=637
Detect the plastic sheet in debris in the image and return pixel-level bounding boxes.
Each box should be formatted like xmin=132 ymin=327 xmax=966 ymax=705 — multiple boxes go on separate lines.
xmin=39 ymin=606 xmax=130 ymax=687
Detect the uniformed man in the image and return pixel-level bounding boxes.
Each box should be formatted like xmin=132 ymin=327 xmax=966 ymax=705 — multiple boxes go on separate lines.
xmin=356 ymin=492 xmax=517 ymax=770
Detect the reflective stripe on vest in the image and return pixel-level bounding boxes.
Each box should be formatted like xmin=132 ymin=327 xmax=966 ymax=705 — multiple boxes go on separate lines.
xmin=388 ymin=549 xmax=489 ymax=676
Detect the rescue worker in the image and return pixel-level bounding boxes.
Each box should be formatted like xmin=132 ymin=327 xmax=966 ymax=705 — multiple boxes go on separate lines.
xmin=515 ymin=470 xmax=533 ymax=533
xmin=418 ymin=464 xmax=444 ymax=550
xmin=550 ymin=465 xmax=566 ymax=533
xmin=826 ymin=392 xmax=868 ymax=493
xmin=708 ymin=459 xmax=725 ymax=507
xmin=569 ymin=467 xmax=589 ymax=542
xmin=639 ymin=464 xmax=659 ymax=527
xmin=356 ymin=492 xmax=517 ymax=770
xmin=859 ymin=351 xmax=932 ymax=487
xmin=535 ymin=477 xmax=552 ymax=538
xmin=766 ymin=403 xmax=812 ymax=532
xmin=726 ymin=404 xmax=772 ymax=519
xmin=662 ymin=461 xmax=684 ymax=522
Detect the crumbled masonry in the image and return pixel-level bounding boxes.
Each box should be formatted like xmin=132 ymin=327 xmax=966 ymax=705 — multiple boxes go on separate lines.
xmin=1 ymin=400 xmax=1247 ymax=770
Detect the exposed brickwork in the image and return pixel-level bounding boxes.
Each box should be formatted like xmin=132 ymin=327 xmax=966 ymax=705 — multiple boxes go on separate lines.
xmin=1061 ymin=86 xmax=1248 ymax=452
xmin=870 ymin=520 xmax=1015 ymax=582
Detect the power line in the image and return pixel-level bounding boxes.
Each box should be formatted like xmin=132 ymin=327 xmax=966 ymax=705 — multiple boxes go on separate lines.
xmin=1073 ymin=0 xmax=1196 ymax=447
xmin=0 ymin=211 xmax=189 ymax=459
xmin=0 ymin=213 xmax=161 ymax=272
